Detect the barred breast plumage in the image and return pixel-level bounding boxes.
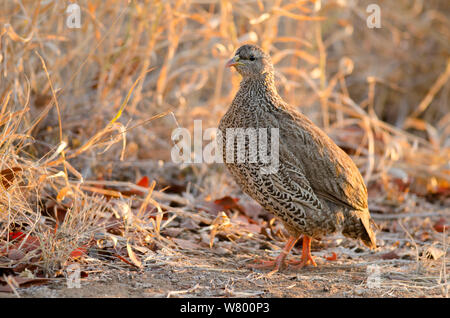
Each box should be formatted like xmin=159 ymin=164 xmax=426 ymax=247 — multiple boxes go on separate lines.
xmin=219 ymin=44 xmax=376 ymax=273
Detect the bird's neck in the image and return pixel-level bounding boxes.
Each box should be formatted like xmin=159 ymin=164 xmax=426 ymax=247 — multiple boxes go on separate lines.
xmin=237 ymin=72 xmax=283 ymax=110
xmin=241 ymin=72 xmax=279 ymax=95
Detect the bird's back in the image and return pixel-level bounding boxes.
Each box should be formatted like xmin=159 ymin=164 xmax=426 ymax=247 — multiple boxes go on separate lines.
xmin=274 ymin=104 xmax=376 ymax=248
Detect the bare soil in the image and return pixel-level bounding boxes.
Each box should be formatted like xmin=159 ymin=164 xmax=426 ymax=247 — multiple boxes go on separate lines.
xmin=4 ymin=231 xmax=447 ymax=298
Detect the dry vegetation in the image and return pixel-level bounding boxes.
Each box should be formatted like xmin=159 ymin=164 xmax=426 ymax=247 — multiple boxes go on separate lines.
xmin=0 ymin=0 xmax=449 ymax=298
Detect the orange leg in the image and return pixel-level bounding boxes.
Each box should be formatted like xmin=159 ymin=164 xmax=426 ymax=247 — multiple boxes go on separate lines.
xmin=248 ymin=235 xmax=300 ymax=275
xmin=291 ymin=235 xmax=317 ymax=268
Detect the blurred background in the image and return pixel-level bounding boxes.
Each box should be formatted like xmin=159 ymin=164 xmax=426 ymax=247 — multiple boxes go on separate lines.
xmin=1 ymin=0 xmax=449 ymax=197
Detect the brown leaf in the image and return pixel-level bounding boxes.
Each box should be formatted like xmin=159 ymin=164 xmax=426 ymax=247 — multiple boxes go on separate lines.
xmin=19 ymin=236 xmax=40 ymax=253
xmin=423 ymin=246 xmax=445 ymax=260
xmin=162 ymin=227 xmax=183 ymax=237
xmin=43 ymin=201 xmax=69 ymax=223
xmin=210 ymin=212 xmax=232 ymax=248
xmin=233 ymin=214 xmax=261 ymax=233
xmin=214 ymin=196 xmax=245 ymax=212
xmin=7 ymin=249 xmax=25 ymax=261
xmin=239 ymin=201 xmax=270 ymax=220
xmin=172 ymin=238 xmax=202 ymax=250
xmin=198 ymin=196 xmax=247 ymax=217
xmin=0 ymin=167 xmax=23 ymax=189
xmin=433 ymin=218 xmax=448 ymax=233
xmin=33 ymin=93 xmax=52 ymax=108
xmin=381 ymin=251 xmax=400 ymax=260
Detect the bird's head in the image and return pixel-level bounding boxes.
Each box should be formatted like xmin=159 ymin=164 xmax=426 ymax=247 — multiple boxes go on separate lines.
xmin=226 ymin=44 xmax=274 ymax=79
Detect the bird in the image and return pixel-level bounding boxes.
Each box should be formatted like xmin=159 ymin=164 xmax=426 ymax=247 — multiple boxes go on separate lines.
xmin=218 ymin=44 xmax=376 ymax=274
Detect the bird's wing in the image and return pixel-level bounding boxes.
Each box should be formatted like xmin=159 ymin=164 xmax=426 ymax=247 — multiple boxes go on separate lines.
xmin=264 ymin=160 xmax=324 ymax=213
xmin=268 ymin=105 xmax=368 ymax=212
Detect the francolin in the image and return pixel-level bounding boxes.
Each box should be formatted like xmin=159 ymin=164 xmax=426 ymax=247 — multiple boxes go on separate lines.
xmin=219 ymin=44 xmax=376 ymax=274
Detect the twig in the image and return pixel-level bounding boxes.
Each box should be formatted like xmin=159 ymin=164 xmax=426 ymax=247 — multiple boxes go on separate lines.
xmin=166 ymin=283 xmax=201 ymax=298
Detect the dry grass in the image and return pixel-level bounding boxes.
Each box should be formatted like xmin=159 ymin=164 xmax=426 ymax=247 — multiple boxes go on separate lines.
xmin=0 ymin=0 xmax=449 ymax=297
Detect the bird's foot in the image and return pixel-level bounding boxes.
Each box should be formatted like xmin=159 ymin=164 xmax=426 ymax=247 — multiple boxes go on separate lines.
xmin=248 ymin=257 xmax=300 ymax=276
xmin=248 ymin=258 xmax=280 ymax=277
xmin=291 ymin=235 xmax=317 ymax=269
xmin=289 ymin=254 xmax=317 ymax=269
xmin=247 ymin=235 xmax=301 ymax=276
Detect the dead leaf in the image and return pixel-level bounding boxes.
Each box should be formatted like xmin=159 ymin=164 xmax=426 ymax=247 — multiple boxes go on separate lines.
xmin=18 ymin=236 xmax=40 ymax=253
xmin=239 ymin=200 xmax=270 ymax=220
xmin=0 ymin=167 xmax=23 ymax=189
xmin=325 ymin=252 xmax=338 ymax=261
xmin=70 ymin=246 xmax=88 ymax=259
xmin=433 ymin=218 xmax=448 ymax=233
xmin=136 ymin=176 xmax=149 ymax=188
xmin=233 ymin=214 xmax=261 ymax=233
xmin=4 ymin=233 xmax=40 ymax=254
xmin=381 ymin=251 xmax=400 ymax=260
xmin=214 ymin=196 xmax=245 ymax=212
xmin=163 ymin=227 xmax=183 ymax=237
xmin=210 ymin=212 xmax=232 ymax=248
xmin=172 ymin=238 xmax=202 ymax=250
xmin=8 ymin=249 xmax=25 ymax=261
xmin=8 ymin=231 xmax=25 ymax=241
xmin=0 ymin=268 xmax=15 ymax=276
xmin=423 ymin=246 xmax=445 ymax=260
xmin=198 ymin=196 xmax=240 ymax=216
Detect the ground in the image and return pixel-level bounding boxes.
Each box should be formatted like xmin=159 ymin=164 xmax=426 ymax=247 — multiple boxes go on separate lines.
xmin=3 ymin=223 xmax=447 ymax=298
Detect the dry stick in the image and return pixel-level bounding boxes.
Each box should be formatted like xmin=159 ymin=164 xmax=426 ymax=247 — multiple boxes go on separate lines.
xmin=5 ymin=78 xmax=31 ymax=151
xmin=35 ymin=52 xmax=69 ymax=181
xmin=44 ymin=110 xmax=169 ymax=169
xmin=166 ymin=283 xmax=201 ymax=298
xmin=3 ymin=275 xmax=20 ymax=298
xmin=410 ymin=59 xmax=450 ymax=118
xmin=398 ymin=220 xmax=422 ymax=274
xmin=79 ymin=180 xmax=190 ymax=206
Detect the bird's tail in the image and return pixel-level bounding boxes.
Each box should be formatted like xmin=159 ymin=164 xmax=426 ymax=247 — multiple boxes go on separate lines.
xmin=343 ymin=209 xmax=377 ymax=249
xmin=359 ymin=213 xmax=377 ymax=249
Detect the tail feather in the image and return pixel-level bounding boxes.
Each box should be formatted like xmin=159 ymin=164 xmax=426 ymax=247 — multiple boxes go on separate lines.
xmin=359 ymin=212 xmax=377 ymax=249
xmin=342 ymin=209 xmax=377 ymax=249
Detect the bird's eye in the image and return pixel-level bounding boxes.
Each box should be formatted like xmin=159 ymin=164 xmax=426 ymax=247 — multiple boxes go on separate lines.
xmin=249 ymin=55 xmax=256 ymax=61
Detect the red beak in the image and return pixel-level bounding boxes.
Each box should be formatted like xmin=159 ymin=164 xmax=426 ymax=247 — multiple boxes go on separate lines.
xmin=226 ymin=56 xmax=240 ymax=68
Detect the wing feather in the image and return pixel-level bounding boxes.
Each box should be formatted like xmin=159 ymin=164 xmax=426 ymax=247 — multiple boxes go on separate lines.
xmin=269 ymin=106 xmax=368 ymax=211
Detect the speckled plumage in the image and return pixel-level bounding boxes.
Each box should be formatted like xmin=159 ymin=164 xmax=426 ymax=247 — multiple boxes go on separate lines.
xmin=219 ymin=45 xmax=376 ymax=251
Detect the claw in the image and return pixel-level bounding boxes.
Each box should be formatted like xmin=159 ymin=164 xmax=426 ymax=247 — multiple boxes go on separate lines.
xmin=248 ymin=235 xmax=317 ymax=273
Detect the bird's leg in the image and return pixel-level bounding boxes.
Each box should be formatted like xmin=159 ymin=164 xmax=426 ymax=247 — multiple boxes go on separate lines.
xmin=248 ymin=235 xmax=300 ymax=274
xmin=290 ymin=235 xmax=317 ymax=268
